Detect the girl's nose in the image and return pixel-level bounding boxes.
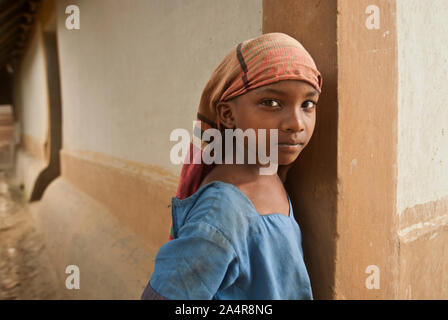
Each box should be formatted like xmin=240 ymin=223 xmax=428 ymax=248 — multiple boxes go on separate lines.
xmin=280 ymin=108 xmax=305 ymax=133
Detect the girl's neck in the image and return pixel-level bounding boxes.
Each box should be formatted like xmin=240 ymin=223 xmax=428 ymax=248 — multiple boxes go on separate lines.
xmin=202 ymin=163 xmax=281 ymax=188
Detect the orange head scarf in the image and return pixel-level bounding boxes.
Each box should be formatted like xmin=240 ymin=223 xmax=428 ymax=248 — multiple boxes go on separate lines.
xmin=170 ymin=32 xmax=322 ymax=240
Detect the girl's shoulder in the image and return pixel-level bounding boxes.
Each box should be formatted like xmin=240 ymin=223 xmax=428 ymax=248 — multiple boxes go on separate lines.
xmin=171 ymin=181 xmax=257 ymax=239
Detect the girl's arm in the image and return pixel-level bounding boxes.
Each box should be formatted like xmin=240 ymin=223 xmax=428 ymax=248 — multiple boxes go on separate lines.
xmin=141 ymin=282 xmax=168 ymax=300
xmin=141 ymin=221 xmax=238 ymax=300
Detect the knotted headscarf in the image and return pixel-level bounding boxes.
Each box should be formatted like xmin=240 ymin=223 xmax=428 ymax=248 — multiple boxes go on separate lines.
xmin=169 ymin=32 xmax=322 ymax=240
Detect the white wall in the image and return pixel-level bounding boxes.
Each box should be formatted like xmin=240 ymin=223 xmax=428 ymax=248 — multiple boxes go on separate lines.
xmin=396 ymin=0 xmax=448 ymax=214
xmin=57 ymin=0 xmax=262 ymax=174
xmin=14 ymin=22 xmax=48 ymax=145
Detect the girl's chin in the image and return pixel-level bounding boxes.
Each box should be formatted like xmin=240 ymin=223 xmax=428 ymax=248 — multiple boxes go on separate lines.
xmin=278 ymin=154 xmax=300 ymax=166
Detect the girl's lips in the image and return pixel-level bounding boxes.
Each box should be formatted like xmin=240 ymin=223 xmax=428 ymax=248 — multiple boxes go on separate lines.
xmin=277 ymin=141 xmax=305 ymax=146
xmin=277 ymin=143 xmax=304 ymax=151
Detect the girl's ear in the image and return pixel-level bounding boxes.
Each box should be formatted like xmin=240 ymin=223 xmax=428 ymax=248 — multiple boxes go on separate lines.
xmin=216 ymin=101 xmax=236 ymax=129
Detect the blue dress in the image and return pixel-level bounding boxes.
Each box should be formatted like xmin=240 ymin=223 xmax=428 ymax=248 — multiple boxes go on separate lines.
xmin=145 ymin=181 xmax=313 ymax=300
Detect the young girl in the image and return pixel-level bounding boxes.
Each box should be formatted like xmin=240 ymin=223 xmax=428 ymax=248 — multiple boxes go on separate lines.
xmin=141 ymin=32 xmax=322 ymax=300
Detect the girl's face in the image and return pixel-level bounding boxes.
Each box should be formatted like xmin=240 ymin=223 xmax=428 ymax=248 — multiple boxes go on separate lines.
xmin=217 ymin=80 xmax=319 ymax=166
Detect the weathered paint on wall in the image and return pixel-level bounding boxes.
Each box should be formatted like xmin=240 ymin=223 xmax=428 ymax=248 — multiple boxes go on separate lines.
xmin=397 ymin=196 xmax=448 ymax=298
xmin=395 ymin=0 xmax=448 ymax=299
xmin=396 ymin=0 xmax=448 ymax=214
xmin=336 ymin=0 xmax=399 ymax=299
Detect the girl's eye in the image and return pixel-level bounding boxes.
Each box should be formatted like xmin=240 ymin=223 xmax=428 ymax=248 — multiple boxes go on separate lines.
xmin=302 ymin=100 xmax=316 ymax=110
xmin=260 ymin=99 xmax=280 ymax=108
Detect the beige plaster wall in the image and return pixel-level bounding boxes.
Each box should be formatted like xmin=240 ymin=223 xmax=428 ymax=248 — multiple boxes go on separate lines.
xmin=56 ymin=0 xmax=262 ymax=175
xmin=396 ymin=0 xmax=448 ymax=215
xmin=396 ymin=0 xmax=448 ymax=299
